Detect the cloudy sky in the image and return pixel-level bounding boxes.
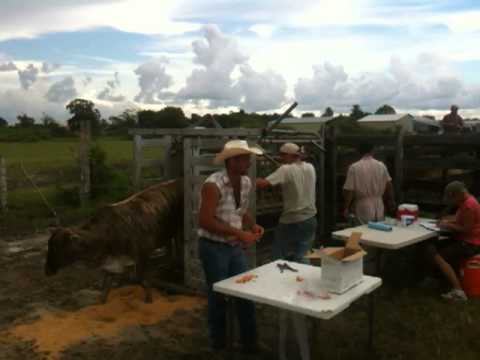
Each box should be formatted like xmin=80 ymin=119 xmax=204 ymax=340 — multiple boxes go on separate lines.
xmin=0 ymin=0 xmax=480 ymax=123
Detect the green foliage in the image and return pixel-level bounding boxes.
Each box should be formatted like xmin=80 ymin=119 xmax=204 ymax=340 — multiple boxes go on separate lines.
xmin=375 ymin=104 xmax=396 ymax=114
xmin=349 ymin=104 xmax=368 ymax=121
xmin=301 ymin=112 xmax=315 ymax=118
xmin=16 ymin=114 xmax=35 ymax=127
xmin=0 ymin=126 xmax=52 ymax=142
xmin=55 ymin=143 xmax=130 ymax=206
xmin=108 ymin=108 xmax=138 ymax=134
xmin=138 ymin=107 xmax=187 ymax=128
xmin=66 ymin=98 xmax=102 ymax=135
xmin=322 ymin=107 xmax=334 ymax=117
xmin=0 ymin=117 xmax=8 ymax=128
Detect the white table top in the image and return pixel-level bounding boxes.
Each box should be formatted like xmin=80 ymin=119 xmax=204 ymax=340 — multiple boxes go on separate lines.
xmin=332 ymin=218 xmax=438 ymax=250
xmin=213 ymin=260 xmax=382 ymax=320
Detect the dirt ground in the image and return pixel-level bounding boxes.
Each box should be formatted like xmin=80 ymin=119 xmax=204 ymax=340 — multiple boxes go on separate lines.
xmin=2 ymin=234 xmax=480 ymax=360
xmin=0 ymin=234 xmax=276 ymax=360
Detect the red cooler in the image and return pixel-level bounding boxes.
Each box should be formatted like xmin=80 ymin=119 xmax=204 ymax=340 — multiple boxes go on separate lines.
xmin=396 ymin=204 xmax=419 ymax=221
xmin=461 ymin=256 xmax=480 ymax=298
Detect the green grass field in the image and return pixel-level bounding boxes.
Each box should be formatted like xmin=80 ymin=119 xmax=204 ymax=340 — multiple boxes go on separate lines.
xmin=0 ymin=137 xmax=165 ymax=236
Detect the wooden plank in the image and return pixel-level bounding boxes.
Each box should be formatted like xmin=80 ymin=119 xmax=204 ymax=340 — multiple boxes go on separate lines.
xmin=405 ymin=158 xmax=480 ymax=170
xmin=129 ymin=128 xmax=261 ymax=137
xmin=328 ymin=126 xmax=337 ymax=235
xmin=0 ymin=156 xmax=6 ymax=212
xmin=404 ymin=134 xmax=480 ymax=146
xmin=394 ymin=129 xmax=405 ymax=203
xmin=189 ymin=138 xmax=226 ymax=149
xmin=140 ymin=159 xmax=165 ymax=169
xmin=183 ymin=138 xmax=193 ymax=246
xmin=190 ymin=156 xmax=216 ymax=166
xmin=133 ymin=134 xmax=143 ymax=191
xmin=142 ymin=138 xmax=171 ymax=147
xmin=317 ymin=148 xmax=326 ymax=240
xmin=336 ymin=134 xmax=397 ymax=147
xmin=79 ymin=118 xmax=91 ymax=206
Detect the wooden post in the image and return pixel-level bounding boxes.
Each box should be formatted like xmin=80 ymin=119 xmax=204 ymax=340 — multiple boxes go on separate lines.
xmin=79 ymin=119 xmax=91 ymax=207
xmin=317 ymin=141 xmax=326 ymax=243
xmin=394 ymin=129 xmax=405 ymax=204
xmin=133 ymin=134 xmax=143 ymax=191
xmin=248 ymin=153 xmax=257 ymax=267
xmin=0 ymin=156 xmax=7 ymax=212
xmin=329 ymin=126 xmax=337 ymax=233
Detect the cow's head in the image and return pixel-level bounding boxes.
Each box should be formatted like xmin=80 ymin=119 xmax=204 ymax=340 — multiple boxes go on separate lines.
xmin=45 ymin=227 xmax=85 ymax=276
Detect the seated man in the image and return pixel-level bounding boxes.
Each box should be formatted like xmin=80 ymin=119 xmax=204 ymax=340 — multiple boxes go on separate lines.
xmin=425 ymin=181 xmax=480 ymax=301
xmin=441 ymin=105 xmax=464 ymax=133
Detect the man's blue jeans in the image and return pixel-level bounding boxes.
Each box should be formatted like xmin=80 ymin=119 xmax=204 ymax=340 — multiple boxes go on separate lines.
xmin=273 ymin=216 xmax=317 ymax=264
xmin=198 ymin=237 xmax=257 ymax=349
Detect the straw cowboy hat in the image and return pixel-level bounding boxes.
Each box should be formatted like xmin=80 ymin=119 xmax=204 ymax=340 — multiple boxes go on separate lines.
xmin=214 ymin=140 xmax=263 ymax=165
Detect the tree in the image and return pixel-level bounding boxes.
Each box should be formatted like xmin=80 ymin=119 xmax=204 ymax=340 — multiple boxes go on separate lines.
xmin=137 ymin=107 xmax=187 ymax=128
xmin=375 ymin=104 xmax=396 ymax=115
xmin=41 ymin=113 xmax=57 ymax=127
xmin=322 ymin=107 xmax=334 ymax=117
xmin=302 ymin=112 xmax=315 ymax=118
xmin=109 ymin=108 xmax=138 ymax=130
xmin=0 ymin=117 xmax=8 ymax=128
xmin=350 ymin=104 xmax=367 ymax=121
xmin=66 ymin=98 xmax=101 ymax=134
xmin=16 ymin=114 xmax=35 ymax=127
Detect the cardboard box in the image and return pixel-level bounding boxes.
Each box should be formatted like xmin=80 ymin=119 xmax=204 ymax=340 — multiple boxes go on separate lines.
xmin=306 ymin=232 xmax=366 ymax=294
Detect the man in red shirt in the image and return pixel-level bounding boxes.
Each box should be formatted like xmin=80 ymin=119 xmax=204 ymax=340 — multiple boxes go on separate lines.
xmin=426 ymin=181 xmax=480 ymax=301
xmin=441 ymin=105 xmax=464 ymax=133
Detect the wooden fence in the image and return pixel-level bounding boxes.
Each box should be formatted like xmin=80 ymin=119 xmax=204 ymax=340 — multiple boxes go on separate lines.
xmin=327 ymin=130 xmax=480 ymax=233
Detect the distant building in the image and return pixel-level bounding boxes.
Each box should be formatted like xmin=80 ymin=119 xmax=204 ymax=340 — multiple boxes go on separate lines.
xmin=268 ymin=116 xmax=334 ymax=133
xmin=357 ymin=113 xmax=441 ymax=134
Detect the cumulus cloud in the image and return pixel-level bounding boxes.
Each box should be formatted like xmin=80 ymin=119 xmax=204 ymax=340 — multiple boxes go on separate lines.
xmin=177 ymin=25 xmax=248 ymax=106
xmin=234 ymin=65 xmax=287 ymax=111
xmin=41 ymin=62 xmax=61 ymax=73
xmin=134 ymin=60 xmax=173 ymax=104
xmin=97 ymin=72 xmax=126 ymax=102
xmin=82 ymin=75 xmax=93 ymax=87
xmin=0 ymin=62 xmax=17 ymax=72
xmin=177 ymin=24 xmax=291 ymax=111
xmin=0 ymin=87 xmax=70 ymax=123
xmin=45 ymin=76 xmax=78 ymax=103
xmin=294 ymin=53 xmax=480 ymax=112
xmin=17 ymin=64 xmax=40 ymax=90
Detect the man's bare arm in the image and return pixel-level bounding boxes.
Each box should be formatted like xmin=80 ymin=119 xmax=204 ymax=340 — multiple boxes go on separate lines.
xmin=256 ymin=178 xmax=272 ymax=189
xmin=198 ymin=183 xmax=259 ymax=243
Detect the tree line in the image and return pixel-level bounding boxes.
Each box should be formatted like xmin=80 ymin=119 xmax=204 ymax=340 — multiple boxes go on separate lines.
xmin=1 ymin=99 xmax=458 ymax=141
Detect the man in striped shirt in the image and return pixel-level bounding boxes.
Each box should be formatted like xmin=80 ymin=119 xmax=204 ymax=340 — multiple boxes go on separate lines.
xmin=198 ymin=140 xmax=264 ymax=353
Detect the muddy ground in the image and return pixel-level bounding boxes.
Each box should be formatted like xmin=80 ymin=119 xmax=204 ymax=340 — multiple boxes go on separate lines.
xmin=2 ymin=234 xmax=480 ymax=360
xmin=0 ymin=234 xmax=279 ymax=360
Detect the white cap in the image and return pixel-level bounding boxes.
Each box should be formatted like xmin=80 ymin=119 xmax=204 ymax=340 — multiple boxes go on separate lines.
xmin=279 ymin=142 xmax=300 ymax=155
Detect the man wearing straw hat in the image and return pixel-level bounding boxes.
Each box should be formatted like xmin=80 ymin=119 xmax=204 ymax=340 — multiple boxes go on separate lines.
xmin=198 ymin=139 xmax=264 ymax=353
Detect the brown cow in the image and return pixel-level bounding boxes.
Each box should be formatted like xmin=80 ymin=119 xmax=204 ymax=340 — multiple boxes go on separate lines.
xmin=45 ymin=179 xmax=183 ymax=301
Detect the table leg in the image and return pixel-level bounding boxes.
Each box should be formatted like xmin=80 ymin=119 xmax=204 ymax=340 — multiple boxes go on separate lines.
xmin=375 ymin=249 xmax=384 ymax=276
xmin=226 ymin=297 xmax=234 ymax=354
xmin=367 ymin=292 xmax=375 ymax=351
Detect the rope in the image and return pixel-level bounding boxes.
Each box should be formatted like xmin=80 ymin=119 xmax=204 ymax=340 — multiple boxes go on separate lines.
xmin=20 ymin=161 xmax=60 ymax=225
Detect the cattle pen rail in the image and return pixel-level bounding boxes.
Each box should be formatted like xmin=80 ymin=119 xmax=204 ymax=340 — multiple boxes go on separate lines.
xmin=327 ymin=129 xmax=480 ymax=234
xmin=129 ymin=127 xmax=326 ymax=291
